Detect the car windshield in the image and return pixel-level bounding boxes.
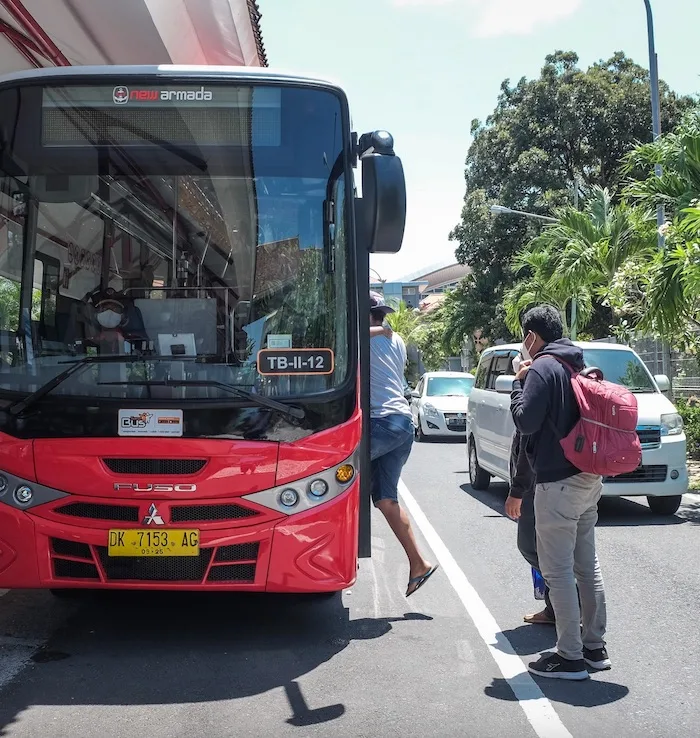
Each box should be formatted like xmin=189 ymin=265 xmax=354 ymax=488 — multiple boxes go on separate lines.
xmin=426 ymin=376 xmax=474 ymax=397
xmin=582 ymin=349 xmax=656 ymax=392
xmin=0 ymin=82 xmax=350 ymax=407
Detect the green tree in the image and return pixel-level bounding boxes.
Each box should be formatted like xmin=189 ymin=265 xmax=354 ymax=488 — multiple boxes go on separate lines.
xmin=504 ymin=187 xmax=655 ymax=337
xmin=411 ymin=307 xmax=450 ymax=372
xmin=449 ymin=50 xmax=694 ymax=342
xmin=608 ymin=111 xmax=700 ymax=346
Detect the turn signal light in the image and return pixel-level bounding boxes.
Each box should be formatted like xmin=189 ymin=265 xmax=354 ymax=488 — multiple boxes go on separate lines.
xmin=335 ymin=464 xmax=355 ymax=484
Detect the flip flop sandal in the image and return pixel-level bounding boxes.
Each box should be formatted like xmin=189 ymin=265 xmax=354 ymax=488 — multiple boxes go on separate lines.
xmin=406 ymin=564 xmax=439 ymax=597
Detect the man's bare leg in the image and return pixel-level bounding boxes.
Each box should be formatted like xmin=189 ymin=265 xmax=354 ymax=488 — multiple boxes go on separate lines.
xmin=376 ymin=499 xmax=432 ymax=591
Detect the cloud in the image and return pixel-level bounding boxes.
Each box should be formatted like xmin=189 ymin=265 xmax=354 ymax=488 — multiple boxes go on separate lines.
xmin=391 ymin=0 xmax=583 ymax=38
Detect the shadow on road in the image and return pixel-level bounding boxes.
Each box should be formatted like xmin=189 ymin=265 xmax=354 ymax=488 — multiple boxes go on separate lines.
xmin=484 ymin=675 xmax=630 ymax=707
xmin=495 ymin=624 xmax=556 ymax=656
xmin=596 ymin=496 xmax=686 ymax=527
xmin=0 ymin=591 xmax=431 ymax=733
xmin=459 ymin=482 xmax=510 ymax=519
xmin=461 ymin=481 xmax=696 ymax=527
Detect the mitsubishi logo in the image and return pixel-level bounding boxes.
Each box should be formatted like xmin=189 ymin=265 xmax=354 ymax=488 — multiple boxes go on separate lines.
xmin=142 ymin=503 xmax=165 ymax=526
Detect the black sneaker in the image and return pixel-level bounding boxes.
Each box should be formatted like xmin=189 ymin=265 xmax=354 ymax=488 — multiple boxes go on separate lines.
xmin=528 ymin=652 xmax=589 ymax=680
xmin=583 ymin=647 xmax=611 ymax=670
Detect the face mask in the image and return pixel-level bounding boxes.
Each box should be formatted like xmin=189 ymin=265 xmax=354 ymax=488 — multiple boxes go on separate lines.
xmin=512 ymin=355 xmax=521 ymax=374
xmin=520 ymin=333 xmax=534 ymax=363
xmin=96 ymin=310 xmax=122 ymax=329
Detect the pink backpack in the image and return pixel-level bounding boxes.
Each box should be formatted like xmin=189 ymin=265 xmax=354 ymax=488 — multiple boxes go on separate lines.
xmin=540 ymin=356 xmax=642 ymax=477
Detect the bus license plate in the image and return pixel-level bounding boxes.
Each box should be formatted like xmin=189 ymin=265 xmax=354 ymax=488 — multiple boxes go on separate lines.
xmin=108 ymin=529 xmax=200 ymax=557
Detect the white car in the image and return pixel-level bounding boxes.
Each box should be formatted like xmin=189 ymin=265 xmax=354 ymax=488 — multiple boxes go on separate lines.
xmin=410 ymin=371 xmax=475 ymax=441
xmin=466 ymin=342 xmax=688 ymax=515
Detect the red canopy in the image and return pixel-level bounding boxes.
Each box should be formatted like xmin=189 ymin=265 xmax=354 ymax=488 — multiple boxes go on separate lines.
xmin=0 ymin=0 xmax=267 ymax=72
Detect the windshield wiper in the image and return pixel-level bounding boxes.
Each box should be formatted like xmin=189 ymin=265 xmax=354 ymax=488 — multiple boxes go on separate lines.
xmin=6 ymin=355 xmax=161 ymax=417
xmin=98 ymin=379 xmax=305 ymax=421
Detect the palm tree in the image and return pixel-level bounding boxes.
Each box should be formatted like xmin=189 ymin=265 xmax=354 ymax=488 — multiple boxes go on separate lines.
xmin=385 ymin=300 xmax=421 ymax=343
xmin=618 ymin=111 xmax=700 ymax=342
xmin=504 ymin=246 xmax=593 ymax=337
xmin=505 ymin=186 xmax=655 ymax=337
xmin=623 ymin=111 xmax=700 ymax=216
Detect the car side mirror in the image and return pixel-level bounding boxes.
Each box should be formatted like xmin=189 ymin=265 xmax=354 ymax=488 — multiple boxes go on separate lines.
xmin=494 ymin=375 xmax=515 ymax=394
xmin=410 ymin=390 xmax=420 ymax=399
xmin=654 ymin=374 xmax=671 ymax=392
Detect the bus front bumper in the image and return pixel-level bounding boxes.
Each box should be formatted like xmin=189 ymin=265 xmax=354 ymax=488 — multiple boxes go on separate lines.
xmin=0 ymin=481 xmax=359 ymax=593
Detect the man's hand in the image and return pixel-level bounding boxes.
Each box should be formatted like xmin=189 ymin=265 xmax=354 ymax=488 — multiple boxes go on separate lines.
xmin=382 ymin=324 xmax=393 ymax=338
xmin=515 ymin=360 xmax=532 ymax=382
xmin=505 ymin=495 xmax=522 ymax=521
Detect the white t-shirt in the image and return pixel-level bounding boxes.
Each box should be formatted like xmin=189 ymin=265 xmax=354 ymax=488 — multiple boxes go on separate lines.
xmin=370 ymin=333 xmax=413 ymax=419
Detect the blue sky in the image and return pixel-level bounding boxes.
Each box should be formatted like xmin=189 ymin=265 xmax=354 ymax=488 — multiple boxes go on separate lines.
xmin=259 ymin=0 xmax=698 ymax=280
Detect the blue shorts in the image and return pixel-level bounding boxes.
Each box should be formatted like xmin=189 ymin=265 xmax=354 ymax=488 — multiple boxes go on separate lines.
xmin=370 ymin=414 xmax=414 ymax=504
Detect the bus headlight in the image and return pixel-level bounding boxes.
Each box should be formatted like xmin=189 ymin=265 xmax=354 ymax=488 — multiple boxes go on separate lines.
xmin=243 ymin=453 xmax=359 ymax=514
xmin=279 ymin=488 xmax=299 ymax=508
xmin=308 ymin=479 xmax=329 ymax=498
xmin=14 ymin=485 xmax=34 ymax=505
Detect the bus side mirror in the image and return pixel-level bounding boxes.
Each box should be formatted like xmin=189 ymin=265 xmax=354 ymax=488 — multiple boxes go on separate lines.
xmin=357 ymin=131 xmax=406 ymax=254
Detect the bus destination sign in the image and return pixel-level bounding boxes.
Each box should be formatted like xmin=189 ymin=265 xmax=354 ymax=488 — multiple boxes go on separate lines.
xmin=257 ymin=348 xmax=334 ymax=376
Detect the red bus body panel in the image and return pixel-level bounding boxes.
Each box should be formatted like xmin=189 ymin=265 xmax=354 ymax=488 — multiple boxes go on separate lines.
xmin=0 ymin=409 xmax=361 ymax=592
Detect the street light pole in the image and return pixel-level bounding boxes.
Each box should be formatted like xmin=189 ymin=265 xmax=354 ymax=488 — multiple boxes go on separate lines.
xmin=643 ymin=0 xmax=665 ymax=247
xmin=643 ymin=0 xmax=672 ymax=384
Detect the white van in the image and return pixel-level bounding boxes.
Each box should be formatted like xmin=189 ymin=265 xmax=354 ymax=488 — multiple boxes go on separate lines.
xmin=466 ymin=342 xmax=688 ymax=515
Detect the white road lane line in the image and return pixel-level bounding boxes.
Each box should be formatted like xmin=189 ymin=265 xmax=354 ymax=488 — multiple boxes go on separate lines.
xmin=399 ymin=480 xmax=573 ymax=738
xmin=0 ymin=589 xmax=8 ymax=598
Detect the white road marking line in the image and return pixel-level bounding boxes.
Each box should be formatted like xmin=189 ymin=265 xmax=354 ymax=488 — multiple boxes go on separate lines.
xmin=0 ymin=589 xmax=9 ymax=598
xmin=399 ymin=480 xmax=573 ymax=738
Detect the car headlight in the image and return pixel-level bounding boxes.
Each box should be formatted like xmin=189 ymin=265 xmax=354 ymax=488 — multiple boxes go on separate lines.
xmin=661 ymin=413 xmax=683 ymax=436
xmin=423 ymin=403 xmax=439 ymax=417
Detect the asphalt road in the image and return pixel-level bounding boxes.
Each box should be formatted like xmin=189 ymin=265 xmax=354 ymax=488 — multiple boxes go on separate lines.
xmin=1 ymin=439 xmax=699 ymax=737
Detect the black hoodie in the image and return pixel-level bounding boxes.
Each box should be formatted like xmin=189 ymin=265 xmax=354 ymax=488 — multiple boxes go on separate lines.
xmin=510 ymin=339 xmax=584 ymax=484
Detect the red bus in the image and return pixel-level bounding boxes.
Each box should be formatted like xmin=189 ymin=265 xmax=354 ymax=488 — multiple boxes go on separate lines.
xmin=0 ymin=65 xmax=406 ymax=594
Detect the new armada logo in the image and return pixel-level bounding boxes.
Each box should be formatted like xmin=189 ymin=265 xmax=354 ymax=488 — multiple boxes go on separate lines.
xmin=112 ymin=85 xmax=213 ymax=104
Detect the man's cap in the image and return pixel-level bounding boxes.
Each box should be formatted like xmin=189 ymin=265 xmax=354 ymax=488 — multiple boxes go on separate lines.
xmin=369 ymin=291 xmax=395 ymax=315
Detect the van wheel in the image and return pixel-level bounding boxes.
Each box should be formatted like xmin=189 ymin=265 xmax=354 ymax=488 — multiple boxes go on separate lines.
xmin=415 ymin=415 xmax=425 ymax=442
xmin=469 ymin=438 xmax=490 ymax=491
xmin=647 ymin=495 xmax=682 ymax=516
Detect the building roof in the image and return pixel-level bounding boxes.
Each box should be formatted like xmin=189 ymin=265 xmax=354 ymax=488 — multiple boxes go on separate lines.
xmin=399 ymin=262 xmax=470 ymax=291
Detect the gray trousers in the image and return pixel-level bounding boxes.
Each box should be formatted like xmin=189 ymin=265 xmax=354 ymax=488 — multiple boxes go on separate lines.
xmin=535 ymin=473 xmax=607 ymax=660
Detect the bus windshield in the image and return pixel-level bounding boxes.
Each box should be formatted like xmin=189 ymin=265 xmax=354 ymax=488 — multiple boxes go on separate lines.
xmin=0 ymin=81 xmax=350 ymax=412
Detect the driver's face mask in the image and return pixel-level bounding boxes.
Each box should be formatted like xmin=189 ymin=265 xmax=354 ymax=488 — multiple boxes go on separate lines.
xmin=96 ymin=310 xmax=122 ymax=329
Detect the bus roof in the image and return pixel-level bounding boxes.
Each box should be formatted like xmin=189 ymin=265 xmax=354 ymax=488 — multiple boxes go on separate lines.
xmin=0 ymin=64 xmax=342 ymax=91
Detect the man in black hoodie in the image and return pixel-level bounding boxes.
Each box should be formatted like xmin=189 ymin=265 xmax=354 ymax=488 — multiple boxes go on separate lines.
xmin=510 ymin=305 xmax=609 ymax=681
